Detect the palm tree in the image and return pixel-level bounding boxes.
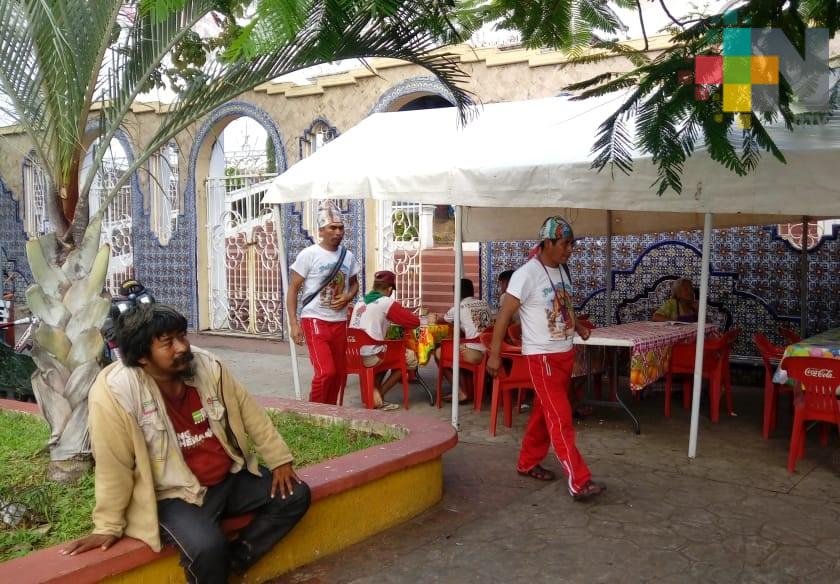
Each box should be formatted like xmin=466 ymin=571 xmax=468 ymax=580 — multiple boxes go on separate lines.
xmin=0 ymin=0 xmax=469 ymax=483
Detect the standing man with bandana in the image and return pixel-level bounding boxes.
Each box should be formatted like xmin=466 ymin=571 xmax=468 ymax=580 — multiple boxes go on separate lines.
xmin=287 ymin=202 xmax=360 ymax=404
xmin=488 ymin=216 xmax=607 ymax=501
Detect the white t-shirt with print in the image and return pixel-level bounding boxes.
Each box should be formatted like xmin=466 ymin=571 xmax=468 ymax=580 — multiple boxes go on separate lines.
xmin=290 ymin=244 xmax=360 ymax=322
xmin=444 ymin=296 xmax=493 ymax=352
xmin=506 ymin=259 xmax=576 ymax=355
xmin=349 ymin=297 xmax=395 ymax=356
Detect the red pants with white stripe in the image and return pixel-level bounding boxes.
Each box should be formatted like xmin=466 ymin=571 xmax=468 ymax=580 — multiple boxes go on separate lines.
xmin=301 ymin=318 xmax=347 ymax=405
xmin=517 ymin=351 xmax=592 ymax=494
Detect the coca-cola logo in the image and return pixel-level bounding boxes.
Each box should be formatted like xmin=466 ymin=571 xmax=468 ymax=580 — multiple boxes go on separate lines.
xmin=804 ymin=368 xmax=834 ymax=379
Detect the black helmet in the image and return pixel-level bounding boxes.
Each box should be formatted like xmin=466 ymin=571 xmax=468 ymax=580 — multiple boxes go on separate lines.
xmin=112 ymin=279 xmax=155 ymax=314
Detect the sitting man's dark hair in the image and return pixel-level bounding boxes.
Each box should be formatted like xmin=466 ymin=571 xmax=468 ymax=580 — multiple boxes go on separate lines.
xmin=498 ymin=270 xmax=514 ymax=283
xmin=460 ymin=278 xmax=474 ymax=299
xmin=116 ymin=304 xmax=188 ymax=367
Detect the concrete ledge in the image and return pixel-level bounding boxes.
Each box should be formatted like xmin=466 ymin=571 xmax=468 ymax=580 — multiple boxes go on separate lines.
xmin=0 ymin=397 xmax=457 ymax=584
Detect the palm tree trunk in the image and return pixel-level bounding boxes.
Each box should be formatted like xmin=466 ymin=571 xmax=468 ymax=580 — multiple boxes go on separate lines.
xmin=25 ymin=216 xmax=111 ymax=484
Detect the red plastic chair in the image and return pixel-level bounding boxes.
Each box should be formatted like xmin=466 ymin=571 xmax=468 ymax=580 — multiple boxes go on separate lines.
xmin=720 ymin=328 xmax=741 ymax=398
xmin=664 ymin=331 xmax=734 ymax=422
xmin=572 ymin=318 xmax=610 ymax=401
xmin=778 ymin=326 xmax=802 ymax=346
xmin=754 ymin=333 xmax=793 ymax=439
xmin=436 ymin=336 xmax=488 ymax=411
xmin=343 ymin=328 xmax=410 ymax=410
xmin=783 ymin=357 xmax=840 ymax=473
xmin=489 ymin=352 xmax=534 ymax=436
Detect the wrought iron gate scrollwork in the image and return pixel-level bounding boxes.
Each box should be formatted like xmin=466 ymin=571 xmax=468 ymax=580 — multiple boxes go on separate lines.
xmin=207 ymin=176 xmax=283 ymax=336
xmin=378 ymin=201 xmax=422 ymax=310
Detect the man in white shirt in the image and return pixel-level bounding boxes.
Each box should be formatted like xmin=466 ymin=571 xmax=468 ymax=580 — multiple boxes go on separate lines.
xmin=349 ymin=270 xmax=420 ymax=410
xmin=287 ymin=202 xmax=359 ymax=405
xmin=488 ymin=216 xmax=606 ymax=501
xmin=435 ymin=278 xmax=492 ymax=403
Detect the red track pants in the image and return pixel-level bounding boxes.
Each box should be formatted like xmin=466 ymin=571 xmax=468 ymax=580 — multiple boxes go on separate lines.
xmin=301 ymin=318 xmax=347 ymax=405
xmin=517 ymin=351 xmax=592 ymax=495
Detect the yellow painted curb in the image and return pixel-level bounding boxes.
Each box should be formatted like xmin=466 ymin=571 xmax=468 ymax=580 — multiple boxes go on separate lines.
xmin=100 ymin=459 xmax=443 ymax=584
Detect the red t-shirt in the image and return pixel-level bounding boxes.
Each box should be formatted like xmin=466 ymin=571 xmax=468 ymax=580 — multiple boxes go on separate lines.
xmin=162 ymin=386 xmax=232 ymax=486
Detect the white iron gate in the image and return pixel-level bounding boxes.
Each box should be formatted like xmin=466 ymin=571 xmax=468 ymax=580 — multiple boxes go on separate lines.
xmin=89 ymin=158 xmax=134 ymax=295
xmin=377 ymin=201 xmax=422 ymax=309
xmin=206 ymin=175 xmax=283 ymax=335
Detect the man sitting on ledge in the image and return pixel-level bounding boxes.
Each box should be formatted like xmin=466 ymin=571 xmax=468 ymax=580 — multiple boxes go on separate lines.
xmin=63 ymin=304 xmax=310 ymax=584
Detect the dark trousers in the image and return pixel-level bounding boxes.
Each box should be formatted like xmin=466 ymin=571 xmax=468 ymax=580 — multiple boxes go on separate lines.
xmin=157 ymin=467 xmax=311 ymax=584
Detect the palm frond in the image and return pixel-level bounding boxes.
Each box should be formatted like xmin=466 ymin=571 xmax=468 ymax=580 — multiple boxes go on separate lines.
xmin=92 ymin=0 xmax=471 ymax=220
xmin=76 ymin=0 xmax=218 ymax=232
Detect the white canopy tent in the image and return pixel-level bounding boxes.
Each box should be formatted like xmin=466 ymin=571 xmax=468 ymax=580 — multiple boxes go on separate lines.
xmin=264 ymin=93 xmax=840 ymax=457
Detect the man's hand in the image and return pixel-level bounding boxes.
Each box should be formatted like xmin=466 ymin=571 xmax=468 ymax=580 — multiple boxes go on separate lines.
xmin=61 ymin=534 xmax=119 ymax=556
xmin=486 ymin=352 xmax=502 ymax=378
xmin=329 ymin=293 xmax=351 ymax=311
xmin=271 ymin=462 xmax=301 ymax=499
xmin=576 ymin=323 xmax=591 ymax=341
xmin=289 ymin=321 xmax=305 ymax=346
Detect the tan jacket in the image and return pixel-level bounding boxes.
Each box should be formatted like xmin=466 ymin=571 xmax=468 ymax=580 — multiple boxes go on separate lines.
xmin=88 ymin=347 xmax=293 ymax=551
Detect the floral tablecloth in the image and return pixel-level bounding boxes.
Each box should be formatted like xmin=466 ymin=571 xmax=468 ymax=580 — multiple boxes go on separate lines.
xmin=386 ymin=323 xmax=451 ymax=366
xmin=576 ymin=321 xmax=716 ymax=392
xmin=774 ymin=327 xmax=840 ymax=384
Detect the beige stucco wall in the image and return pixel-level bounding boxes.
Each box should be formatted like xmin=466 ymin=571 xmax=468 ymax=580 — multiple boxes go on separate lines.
xmin=6 ymin=33 xmax=835 ymax=320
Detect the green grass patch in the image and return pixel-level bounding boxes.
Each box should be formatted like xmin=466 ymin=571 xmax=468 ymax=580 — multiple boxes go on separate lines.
xmin=266 ymin=410 xmax=392 ymax=467
xmin=0 ymin=409 xmax=392 ymax=562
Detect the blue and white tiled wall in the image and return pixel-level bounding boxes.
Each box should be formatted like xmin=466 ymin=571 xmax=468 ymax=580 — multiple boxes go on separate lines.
xmin=481 ymin=225 xmax=840 ymax=359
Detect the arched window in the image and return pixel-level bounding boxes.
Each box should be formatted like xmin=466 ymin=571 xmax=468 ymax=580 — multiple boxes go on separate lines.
xmin=299 ymin=118 xmax=338 ymax=159
xmin=299 ymin=119 xmax=340 ymax=234
xmin=149 ymin=143 xmax=180 ymax=245
xmin=21 ymin=156 xmax=50 ymax=238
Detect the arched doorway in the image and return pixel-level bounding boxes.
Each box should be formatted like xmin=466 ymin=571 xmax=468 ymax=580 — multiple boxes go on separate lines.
xmin=190 ymin=102 xmax=287 ymax=336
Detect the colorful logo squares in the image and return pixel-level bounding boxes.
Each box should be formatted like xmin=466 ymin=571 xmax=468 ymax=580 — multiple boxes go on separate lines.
xmin=693 ymin=52 xmax=779 ymax=112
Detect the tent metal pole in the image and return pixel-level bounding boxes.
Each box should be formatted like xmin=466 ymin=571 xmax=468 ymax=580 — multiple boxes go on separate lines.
xmin=451 ymin=205 xmax=463 ymax=430
xmin=688 ymin=212 xmax=713 ymax=459
xmin=799 ymin=216 xmax=809 ymax=339
xmin=272 ymin=204 xmax=303 ymax=401
xmin=605 ymin=211 xmax=613 ymax=326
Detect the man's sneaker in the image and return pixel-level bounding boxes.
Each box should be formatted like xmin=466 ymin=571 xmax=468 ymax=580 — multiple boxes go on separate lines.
xmin=572 ymin=480 xmax=606 ymax=502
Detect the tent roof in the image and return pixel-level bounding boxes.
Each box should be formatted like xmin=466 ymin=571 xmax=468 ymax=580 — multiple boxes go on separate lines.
xmin=264 ymin=94 xmax=840 ymax=238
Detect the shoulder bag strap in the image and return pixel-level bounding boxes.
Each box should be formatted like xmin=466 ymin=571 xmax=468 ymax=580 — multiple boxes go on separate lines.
xmin=300 ymin=246 xmax=347 ymax=309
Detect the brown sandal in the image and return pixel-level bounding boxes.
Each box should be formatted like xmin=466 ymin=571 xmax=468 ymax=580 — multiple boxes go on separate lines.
xmin=572 ymin=480 xmax=607 ymax=501
xmin=517 ymin=464 xmax=556 ymax=481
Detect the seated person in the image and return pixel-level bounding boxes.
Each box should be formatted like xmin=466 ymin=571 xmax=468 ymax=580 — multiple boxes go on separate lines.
xmin=63 ymin=304 xmax=310 ymax=584
xmin=349 ymin=270 xmax=420 ymax=410
xmin=434 ymin=278 xmax=493 ymax=403
xmin=653 ymin=277 xmax=699 ymax=323
xmin=497 ymin=269 xmax=520 ymax=325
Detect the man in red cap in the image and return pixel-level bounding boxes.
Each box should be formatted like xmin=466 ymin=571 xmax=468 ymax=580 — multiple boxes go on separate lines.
xmin=349 ymin=270 xmax=420 ymax=409
xmin=488 ymin=216 xmax=606 ymax=501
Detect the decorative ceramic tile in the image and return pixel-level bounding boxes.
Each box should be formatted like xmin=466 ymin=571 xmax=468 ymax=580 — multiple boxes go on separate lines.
xmin=481 ymin=224 xmax=839 ymax=359
xmin=0 ymin=178 xmax=33 ymax=306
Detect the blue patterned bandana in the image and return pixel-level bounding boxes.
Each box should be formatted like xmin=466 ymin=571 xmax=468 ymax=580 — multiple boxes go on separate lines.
xmin=538 ymin=216 xmax=574 ymax=241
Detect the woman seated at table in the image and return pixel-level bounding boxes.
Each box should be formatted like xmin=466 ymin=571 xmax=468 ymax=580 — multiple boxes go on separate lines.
xmin=652 ymin=277 xmax=699 ymax=323
xmin=432 ymin=278 xmax=493 ymax=403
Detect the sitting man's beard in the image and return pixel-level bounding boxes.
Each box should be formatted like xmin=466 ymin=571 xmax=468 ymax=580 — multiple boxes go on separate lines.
xmin=175 ymin=350 xmax=196 ymax=379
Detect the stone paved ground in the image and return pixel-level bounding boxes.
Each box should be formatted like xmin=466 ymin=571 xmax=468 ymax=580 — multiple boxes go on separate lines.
xmin=192 ymin=335 xmax=840 ymax=583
